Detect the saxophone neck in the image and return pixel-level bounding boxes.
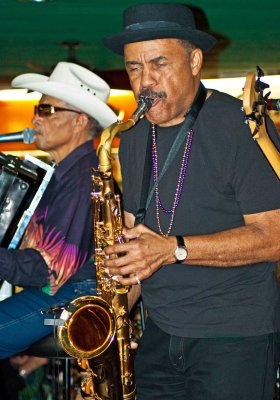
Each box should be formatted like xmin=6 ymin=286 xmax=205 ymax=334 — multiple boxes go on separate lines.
xmin=97 ymin=119 xmax=135 ymax=173
xmin=97 ymin=92 xmax=153 ymax=173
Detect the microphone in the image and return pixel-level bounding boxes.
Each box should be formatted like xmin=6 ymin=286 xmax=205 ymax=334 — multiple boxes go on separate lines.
xmin=267 ymin=99 xmax=280 ymax=111
xmin=0 ymin=128 xmax=36 ymax=144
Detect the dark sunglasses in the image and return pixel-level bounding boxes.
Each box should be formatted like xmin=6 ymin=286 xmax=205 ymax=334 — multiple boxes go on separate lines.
xmin=34 ymin=104 xmax=81 ymax=117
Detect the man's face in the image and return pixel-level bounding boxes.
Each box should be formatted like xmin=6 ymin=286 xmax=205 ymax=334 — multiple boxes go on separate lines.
xmin=124 ymin=38 xmax=202 ymax=127
xmin=32 ymin=95 xmax=81 ymax=160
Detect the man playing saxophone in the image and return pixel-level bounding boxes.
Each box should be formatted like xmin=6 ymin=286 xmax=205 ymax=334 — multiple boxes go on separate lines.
xmin=102 ymin=3 xmax=280 ymax=400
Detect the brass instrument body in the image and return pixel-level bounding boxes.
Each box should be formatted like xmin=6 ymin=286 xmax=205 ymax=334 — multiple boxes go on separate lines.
xmin=57 ymin=93 xmax=152 ymax=399
xmin=91 ymin=149 xmax=135 ymax=399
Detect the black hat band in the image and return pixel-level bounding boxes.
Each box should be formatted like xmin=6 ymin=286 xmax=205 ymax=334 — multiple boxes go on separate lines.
xmin=126 ymin=21 xmax=183 ymax=31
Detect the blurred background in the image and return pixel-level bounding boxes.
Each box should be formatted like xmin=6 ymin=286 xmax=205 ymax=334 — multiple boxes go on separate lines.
xmin=0 ymin=0 xmax=279 ymax=154
xmin=0 ymin=0 xmax=279 ymax=83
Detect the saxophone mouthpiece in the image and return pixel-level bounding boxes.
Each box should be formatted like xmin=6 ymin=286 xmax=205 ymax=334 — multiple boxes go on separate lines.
xmin=134 ymin=89 xmax=153 ymax=120
xmin=138 ymin=88 xmax=153 ymax=106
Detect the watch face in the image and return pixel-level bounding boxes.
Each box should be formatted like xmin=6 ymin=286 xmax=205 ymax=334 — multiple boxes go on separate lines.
xmin=175 ymin=247 xmax=187 ymax=261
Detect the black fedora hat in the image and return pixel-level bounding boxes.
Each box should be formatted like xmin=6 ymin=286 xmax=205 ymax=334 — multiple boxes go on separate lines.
xmin=103 ymin=2 xmax=216 ymax=55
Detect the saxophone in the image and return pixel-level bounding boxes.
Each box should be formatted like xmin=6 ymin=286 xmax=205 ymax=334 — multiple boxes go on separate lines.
xmin=57 ymin=91 xmax=152 ymax=399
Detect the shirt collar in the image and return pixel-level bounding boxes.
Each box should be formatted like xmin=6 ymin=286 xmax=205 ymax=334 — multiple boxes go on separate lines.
xmin=54 ymin=140 xmax=95 ymax=181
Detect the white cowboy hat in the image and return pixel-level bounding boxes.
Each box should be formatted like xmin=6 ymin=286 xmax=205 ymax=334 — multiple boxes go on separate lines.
xmin=11 ymin=61 xmax=117 ymax=128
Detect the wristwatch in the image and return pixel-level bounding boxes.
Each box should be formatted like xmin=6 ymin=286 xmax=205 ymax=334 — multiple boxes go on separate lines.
xmin=174 ymin=235 xmax=188 ymax=263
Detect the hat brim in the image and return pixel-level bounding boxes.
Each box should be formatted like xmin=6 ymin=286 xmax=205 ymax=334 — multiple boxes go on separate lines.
xmin=12 ymin=74 xmax=117 ymax=128
xmin=103 ymin=27 xmax=216 ymax=55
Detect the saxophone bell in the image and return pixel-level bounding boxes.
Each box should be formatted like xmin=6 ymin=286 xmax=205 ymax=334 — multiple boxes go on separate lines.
xmin=57 ymin=296 xmax=116 ymax=359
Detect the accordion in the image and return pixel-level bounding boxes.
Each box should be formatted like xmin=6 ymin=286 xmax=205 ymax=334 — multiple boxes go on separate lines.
xmin=0 ymin=152 xmax=55 ymax=249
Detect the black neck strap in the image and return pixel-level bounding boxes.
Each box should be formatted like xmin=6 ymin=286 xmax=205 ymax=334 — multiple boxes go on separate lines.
xmin=135 ymin=82 xmax=207 ymax=226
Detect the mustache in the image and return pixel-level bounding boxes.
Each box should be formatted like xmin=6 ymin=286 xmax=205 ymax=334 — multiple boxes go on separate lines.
xmin=137 ymin=89 xmax=167 ymax=102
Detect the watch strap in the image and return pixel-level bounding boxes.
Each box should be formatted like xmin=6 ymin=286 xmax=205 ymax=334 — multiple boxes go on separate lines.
xmin=176 ymin=235 xmax=185 ymax=248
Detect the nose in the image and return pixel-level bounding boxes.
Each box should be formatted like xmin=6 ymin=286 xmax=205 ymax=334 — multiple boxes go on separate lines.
xmin=32 ymin=115 xmax=41 ymax=129
xmin=32 ymin=111 xmax=41 ymax=125
xmin=140 ymin=66 xmax=157 ymax=90
xmin=32 ymin=115 xmax=37 ymax=125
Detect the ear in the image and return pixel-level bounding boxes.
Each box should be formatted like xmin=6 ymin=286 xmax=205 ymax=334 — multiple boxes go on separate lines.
xmin=72 ymin=113 xmax=89 ymax=132
xmin=190 ymin=48 xmax=203 ymax=77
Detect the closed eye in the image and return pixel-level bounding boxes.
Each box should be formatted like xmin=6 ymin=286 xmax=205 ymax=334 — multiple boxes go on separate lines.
xmin=125 ymin=61 xmax=142 ymax=72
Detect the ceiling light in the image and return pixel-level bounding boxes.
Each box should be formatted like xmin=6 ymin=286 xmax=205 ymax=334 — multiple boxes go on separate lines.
xmin=17 ymin=0 xmax=52 ymax=3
